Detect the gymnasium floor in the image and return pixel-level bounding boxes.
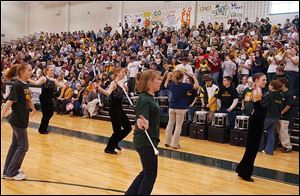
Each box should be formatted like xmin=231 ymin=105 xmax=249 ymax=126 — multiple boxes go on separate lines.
xmin=1 ymin=112 xmax=299 ymax=195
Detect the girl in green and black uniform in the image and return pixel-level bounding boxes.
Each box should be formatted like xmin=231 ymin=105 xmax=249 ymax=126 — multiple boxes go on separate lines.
xmin=259 ymin=80 xmax=283 ymax=155
xmin=125 ymin=70 xmax=162 ymax=195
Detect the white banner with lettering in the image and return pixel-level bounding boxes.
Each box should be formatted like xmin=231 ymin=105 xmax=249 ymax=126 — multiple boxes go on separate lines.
xmin=197 ymin=2 xmax=244 ymax=24
xmin=5 ymin=84 xmax=41 ymax=104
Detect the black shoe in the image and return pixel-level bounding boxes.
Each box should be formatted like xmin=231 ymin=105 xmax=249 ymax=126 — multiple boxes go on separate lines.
xmin=282 ymin=148 xmax=292 ymax=153
xmin=238 ymin=174 xmax=254 ymax=182
xmin=164 ymin=144 xmax=170 ymax=147
xmin=104 ymin=149 xmax=117 ymax=154
xmin=116 ymin=145 xmax=122 ymax=151
xmin=39 ymin=131 xmax=49 ymax=134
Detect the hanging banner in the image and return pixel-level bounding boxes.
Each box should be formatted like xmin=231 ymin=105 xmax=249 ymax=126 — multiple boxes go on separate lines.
xmin=197 ymin=5 xmax=212 ymax=24
xmin=133 ymin=12 xmax=143 ymax=28
xmin=124 ymin=14 xmax=134 ymax=28
xmin=143 ymin=11 xmax=152 ymax=29
xmin=124 ymin=13 xmax=143 ymax=29
xmin=197 ymin=2 xmax=244 ymax=25
xmin=229 ymin=2 xmax=243 ymax=20
xmin=211 ymin=2 xmax=230 ymax=22
xmin=152 ymin=10 xmax=162 ymax=27
xmin=180 ymin=7 xmax=192 ymax=28
xmin=161 ymin=9 xmax=178 ymax=29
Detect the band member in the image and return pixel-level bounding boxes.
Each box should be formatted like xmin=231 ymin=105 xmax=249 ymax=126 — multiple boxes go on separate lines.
xmin=125 ymin=70 xmax=162 ymax=195
xmin=199 ymin=74 xmax=219 ymax=124
xmin=215 ymin=76 xmax=239 ymax=129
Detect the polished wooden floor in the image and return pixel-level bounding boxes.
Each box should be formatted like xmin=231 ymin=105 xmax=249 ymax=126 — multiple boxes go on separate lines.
xmin=28 ymin=112 xmax=299 ymax=174
xmin=1 ymin=112 xmax=299 ymax=195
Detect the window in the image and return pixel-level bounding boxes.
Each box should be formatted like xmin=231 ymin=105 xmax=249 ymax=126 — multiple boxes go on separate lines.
xmin=270 ymin=1 xmax=299 ymax=14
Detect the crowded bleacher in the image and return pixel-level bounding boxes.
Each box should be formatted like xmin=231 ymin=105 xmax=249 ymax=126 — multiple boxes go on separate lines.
xmin=1 ymin=15 xmax=299 ymax=153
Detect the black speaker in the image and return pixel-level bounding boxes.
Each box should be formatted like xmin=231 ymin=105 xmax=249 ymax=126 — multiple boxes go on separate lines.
xmin=189 ymin=123 xmax=198 ymax=138
xmin=197 ymin=124 xmax=208 ymax=140
xmin=208 ymin=125 xmax=230 ymax=143
xmin=180 ymin=121 xmax=191 ymax=136
xmin=230 ymin=129 xmax=248 ymax=147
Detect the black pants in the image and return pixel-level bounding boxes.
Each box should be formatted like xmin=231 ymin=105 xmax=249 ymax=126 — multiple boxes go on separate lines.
xmin=125 ymin=146 xmax=158 ymax=195
xmin=236 ymin=113 xmax=264 ymax=180
xmin=3 ymin=124 xmax=29 ymax=177
xmin=105 ymin=108 xmax=131 ymax=151
xmin=128 ymin=77 xmax=136 ymax=95
xmin=39 ymin=99 xmax=54 ymax=133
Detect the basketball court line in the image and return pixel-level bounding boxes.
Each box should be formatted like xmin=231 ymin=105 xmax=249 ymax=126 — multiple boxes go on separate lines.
xmin=2 ymin=178 xmax=126 ymax=193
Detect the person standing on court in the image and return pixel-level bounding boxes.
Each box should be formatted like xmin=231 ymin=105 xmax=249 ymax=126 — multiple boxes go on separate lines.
xmin=164 ymin=70 xmax=199 ymax=149
xmin=125 ymin=70 xmax=162 ymax=195
xmin=277 ymin=78 xmax=294 ymax=153
xmin=97 ymin=67 xmax=132 ymax=154
xmin=27 ymin=66 xmax=64 ymax=134
xmin=236 ymin=73 xmax=268 ymax=182
xmin=258 ymin=80 xmax=283 ymax=155
xmin=1 ymin=63 xmax=36 ymax=180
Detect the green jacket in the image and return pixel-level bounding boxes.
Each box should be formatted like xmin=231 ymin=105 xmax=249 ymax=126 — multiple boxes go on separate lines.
xmin=133 ymin=92 xmax=161 ymax=149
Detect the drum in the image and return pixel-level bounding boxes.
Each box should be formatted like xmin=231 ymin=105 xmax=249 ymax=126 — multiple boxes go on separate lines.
xmin=193 ymin=111 xmax=209 ymax=124
xmin=130 ymin=96 xmax=139 ymax=107
xmin=158 ymin=96 xmax=169 ymax=107
xmin=212 ymin=113 xmax=228 ymax=128
xmin=235 ymin=115 xmax=250 ymax=130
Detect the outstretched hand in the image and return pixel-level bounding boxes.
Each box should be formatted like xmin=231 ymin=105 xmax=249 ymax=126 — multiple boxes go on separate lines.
xmin=137 ymin=115 xmax=149 ymax=130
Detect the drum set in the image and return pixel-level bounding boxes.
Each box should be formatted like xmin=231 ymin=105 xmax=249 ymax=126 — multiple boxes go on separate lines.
xmin=130 ymin=96 xmax=169 ymax=108
xmin=234 ymin=115 xmax=250 ymax=131
xmin=211 ymin=113 xmax=250 ymax=130
xmin=212 ymin=113 xmax=229 ymax=128
xmin=193 ymin=111 xmax=209 ymax=124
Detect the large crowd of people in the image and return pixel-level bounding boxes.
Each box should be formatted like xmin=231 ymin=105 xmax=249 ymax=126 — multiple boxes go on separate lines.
xmin=1 ymin=15 xmax=299 ymax=155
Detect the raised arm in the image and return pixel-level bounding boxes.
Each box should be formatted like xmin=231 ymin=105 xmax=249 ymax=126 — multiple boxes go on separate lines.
xmin=97 ymin=81 xmax=117 ymax=97
xmin=185 ymin=72 xmax=199 ymax=90
xmin=27 ymin=76 xmax=46 ymax=86
xmin=164 ymin=72 xmax=172 ymax=88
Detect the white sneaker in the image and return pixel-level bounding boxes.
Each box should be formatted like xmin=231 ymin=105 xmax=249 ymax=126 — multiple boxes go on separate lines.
xmin=2 ymin=169 xmax=24 ymax=178
xmin=18 ymin=169 xmax=24 ymax=174
xmin=5 ymin=173 xmax=27 ymax=180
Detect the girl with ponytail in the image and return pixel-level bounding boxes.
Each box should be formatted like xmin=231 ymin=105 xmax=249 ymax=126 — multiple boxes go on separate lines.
xmin=236 ymin=73 xmax=268 ymax=182
xmin=96 ymin=67 xmax=132 ymax=154
xmin=1 ymin=63 xmax=34 ymax=180
xmin=27 ymin=65 xmax=64 ymax=134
